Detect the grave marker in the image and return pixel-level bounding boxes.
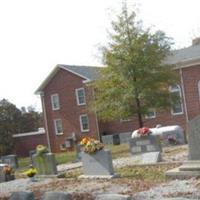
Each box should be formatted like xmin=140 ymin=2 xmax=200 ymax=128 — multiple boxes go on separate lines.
xmin=32 ymin=152 xmax=57 ymax=175
xmin=1 ymin=155 xmax=18 ymax=169
xmin=81 ymin=149 xmax=114 ymax=176
xmin=9 ymin=191 xmax=35 ymax=200
xmin=188 ymin=115 xmax=200 ymax=160
xmin=129 ymin=135 xmax=162 ymax=154
xmin=141 ymin=152 xmax=162 ymax=164
xmin=42 ymin=191 xmax=72 ymax=200
xmin=166 ymin=115 xmax=200 ymax=179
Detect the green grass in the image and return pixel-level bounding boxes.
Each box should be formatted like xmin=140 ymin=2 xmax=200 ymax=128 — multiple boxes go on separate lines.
xmin=55 ymin=151 xmax=76 ymax=165
xmin=18 ymin=151 xmax=77 ymax=169
xmin=105 ymin=143 xmax=130 ymax=159
xmin=18 ymin=157 xmax=31 ymax=169
xmin=116 ymin=164 xmax=180 ymax=181
xmin=18 ymin=143 xmax=130 ymax=169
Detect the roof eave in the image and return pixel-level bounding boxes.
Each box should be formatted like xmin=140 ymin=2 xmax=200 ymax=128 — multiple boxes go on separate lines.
xmin=35 ymin=65 xmax=91 ymax=95
xmin=35 ymin=65 xmax=60 ymax=95
xmin=173 ymin=57 xmax=200 ymax=69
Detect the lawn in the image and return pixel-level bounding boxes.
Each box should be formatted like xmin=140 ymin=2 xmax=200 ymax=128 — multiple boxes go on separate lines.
xmin=18 ymin=143 xmax=130 ymax=169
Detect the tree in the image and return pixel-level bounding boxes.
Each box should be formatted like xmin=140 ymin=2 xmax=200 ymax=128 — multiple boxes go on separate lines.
xmin=91 ymin=3 xmax=179 ymax=128
xmin=20 ymin=106 xmax=43 ymax=133
xmin=0 ymin=99 xmax=21 ymax=156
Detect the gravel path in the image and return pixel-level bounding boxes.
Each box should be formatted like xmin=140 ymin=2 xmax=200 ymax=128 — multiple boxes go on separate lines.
xmin=133 ymin=179 xmax=200 ymax=200
xmin=0 ymin=178 xmax=53 ymax=198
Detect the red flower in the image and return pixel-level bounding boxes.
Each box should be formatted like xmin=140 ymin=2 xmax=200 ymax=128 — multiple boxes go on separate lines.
xmin=137 ymin=127 xmax=151 ymax=137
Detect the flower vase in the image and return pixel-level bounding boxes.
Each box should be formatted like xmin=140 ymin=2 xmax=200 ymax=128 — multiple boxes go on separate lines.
xmin=29 ymin=176 xmax=37 ymax=182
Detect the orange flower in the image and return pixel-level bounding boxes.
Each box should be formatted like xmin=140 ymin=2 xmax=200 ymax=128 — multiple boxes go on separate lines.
xmin=80 ymin=137 xmax=89 ymax=145
xmin=3 ymin=165 xmax=12 ymax=174
xmin=80 ymin=137 xmax=104 ymax=154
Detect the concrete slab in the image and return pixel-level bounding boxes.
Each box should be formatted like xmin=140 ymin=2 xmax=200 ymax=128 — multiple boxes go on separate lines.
xmin=35 ymin=171 xmax=66 ymax=179
xmin=78 ymin=173 xmax=120 ymax=179
xmin=165 ymin=167 xmax=200 ymax=179
xmin=179 ymin=163 xmax=200 ymax=171
xmin=141 ymin=152 xmax=162 ymax=164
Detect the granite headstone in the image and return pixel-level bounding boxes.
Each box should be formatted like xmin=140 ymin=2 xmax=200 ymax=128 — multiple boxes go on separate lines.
xmin=129 ymin=135 xmax=162 ymax=154
xmin=188 ymin=115 xmax=200 ymax=160
xmin=101 ymin=134 xmax=120 ymax=145
xmin=42 ymin=191 xmax=72 ymax=200
xmin=1 ymin=155 xmax=18 ymax=169
xmin=141 ymin=152 xmax=162 ymax=164
xmin=119 ymin=132 xmax=132 ymax=144
xmin=9 ymin=191 xmax=35 ymax=200
xmin=32 ymin=153 xmax=57 ymax=175
xmin=81 ymin=149 xmax=114 ymax=176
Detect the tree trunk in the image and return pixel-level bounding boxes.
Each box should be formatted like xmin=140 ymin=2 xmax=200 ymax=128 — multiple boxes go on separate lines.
xmin=135 ymin=97 xmax=143 ymax=128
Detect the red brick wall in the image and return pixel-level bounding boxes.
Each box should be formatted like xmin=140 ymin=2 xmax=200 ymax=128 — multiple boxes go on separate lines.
xmin=41 ymin=65 xmax=200 ymax=149
xmin=182 ymin=65 xmax=200 ymax=120
xmin=43 ymin=68 xmax=99 ymax=153
xmin=14 ymin=134 xmax=47 ymax=157
xmin=99 ymin=111 xmax=186 ymax=135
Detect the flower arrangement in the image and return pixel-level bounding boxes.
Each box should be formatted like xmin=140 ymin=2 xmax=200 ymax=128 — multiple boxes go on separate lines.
xmin=167 ymin=135 xmax=177 ymax=145
xmin=23 ymin=165 xmax=37 ymax=178
xmin=3 ymin=164 xmax=13 ymax=175
xmin=80 ymin=137 xmax=104 ymax=154
xmin=36 ymin=144 xmax=48 ymax=156
xmin=137 ymin=127 xmax=151 ymax=137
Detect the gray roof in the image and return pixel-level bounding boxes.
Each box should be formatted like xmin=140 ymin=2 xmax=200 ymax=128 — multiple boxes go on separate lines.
xmin=59 ymin=64 xmax=101 ymax=81
xmin=36 ymin=44 xmax=200 ymax=94
xmin=165 ymin=44 xmax=200 ymax=65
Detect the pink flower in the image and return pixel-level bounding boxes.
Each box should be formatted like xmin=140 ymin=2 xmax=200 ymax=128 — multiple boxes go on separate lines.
xmin=137 ymin=127 xmax=151 ymax=137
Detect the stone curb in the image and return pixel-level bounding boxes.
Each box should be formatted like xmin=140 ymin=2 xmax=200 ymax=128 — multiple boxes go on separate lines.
xmin=8 ymin=191 xmax=131 ymax=200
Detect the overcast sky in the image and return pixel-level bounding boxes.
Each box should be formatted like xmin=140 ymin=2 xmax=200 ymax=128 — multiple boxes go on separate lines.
xmin=0 ymin=0 xmax=200 ymax=111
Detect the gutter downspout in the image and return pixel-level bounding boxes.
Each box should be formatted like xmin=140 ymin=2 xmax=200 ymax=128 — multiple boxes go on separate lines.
xmin=180 ymin=68 xmax=189 ymax=143
xmin=40 ymin=92 xmax=52 ymax=152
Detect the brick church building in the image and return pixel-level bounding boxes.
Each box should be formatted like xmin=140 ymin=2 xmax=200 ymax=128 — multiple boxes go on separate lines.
xmin=36 ymin=39 xmax=200 ymax=152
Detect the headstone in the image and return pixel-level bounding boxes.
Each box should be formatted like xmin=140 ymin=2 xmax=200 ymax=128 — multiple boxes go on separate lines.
xmin=119 ymin=132 xmax=132 ymax=144
xmin=1 ymin=155 xmax=18 ymax=169
xmin=188 ymin=115 xmax=200 ymax=160
xmin=166 ymin=115 xmax=200 ymax=179
xmin=32 ymin=152 xmax=57 ymax=175
xmin=129 ymin=135 xmax=162 ymax=155
xmin=75 ymin=144 xmax=81 ymax=161
xmin=81 ymin=149 xmax=114 ymax=176
xmin=95 ymin=194 xmax=131 ymax=200
xmin=101 ymin=134 xmax=120 ymax=145
xmin=9 ymin=191 xmax=35 ymax=200
xmin=29 ymin=150 xmax=36 ymax=165
xmin=42 ymin=191 xmax=72 ymax=200
xmin=141 ymin=152 xmax=162 ymax=164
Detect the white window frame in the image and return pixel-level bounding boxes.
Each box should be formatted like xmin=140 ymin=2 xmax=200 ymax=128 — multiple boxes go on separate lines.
xmin=145 ymin=109 xmax=156 ymax=119
xmin=79 ymin=114 xmax=89 ymax=132
xmin=169 ymin=85 xmax=184 ymax=115
xmin=75 ymin=88 xmax=86 ymax=106
xmin=54 ymin=119 xmax=63 ymax=135
xmin=51 ymin=94 xmax=60 ymax=110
